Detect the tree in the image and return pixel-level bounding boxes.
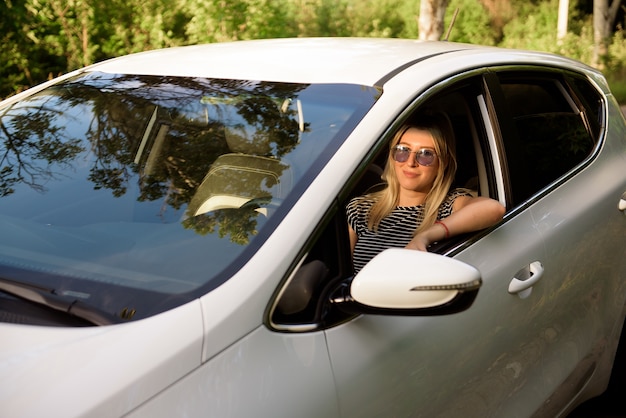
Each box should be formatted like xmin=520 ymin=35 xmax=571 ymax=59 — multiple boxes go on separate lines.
xmin=592 ymin=0 xmax=622 ymax=69
xmin=418 ymin=0 xmax=449 ymax=40
xmin=0 ymin=0 xmax=67 ymax=97
xmin=557 ymin=0 xmax=569 ymax=42
xmin=479 ymin=0 xmax=512 ymax=42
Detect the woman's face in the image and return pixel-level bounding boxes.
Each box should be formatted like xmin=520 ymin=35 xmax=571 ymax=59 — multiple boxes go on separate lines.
xmin=392 ymin=127 xmax=440 ymax=195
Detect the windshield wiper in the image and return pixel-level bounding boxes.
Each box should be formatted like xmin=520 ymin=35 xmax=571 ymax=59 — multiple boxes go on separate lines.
xmin=0 ymin=277 xmax=119 ymax=326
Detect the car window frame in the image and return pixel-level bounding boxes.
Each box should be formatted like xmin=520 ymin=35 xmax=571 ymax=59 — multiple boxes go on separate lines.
xmin=266 ymin=69 xmax=506 ymax=333
xmin=484 ymin=65 xmax=607 ymax=213
xmin=266 ymin=64 xmax=608 ymax=333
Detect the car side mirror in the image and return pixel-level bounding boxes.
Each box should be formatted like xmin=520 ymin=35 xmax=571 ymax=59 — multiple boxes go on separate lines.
xmin=331 ymin=249 xmax=482 ymax=316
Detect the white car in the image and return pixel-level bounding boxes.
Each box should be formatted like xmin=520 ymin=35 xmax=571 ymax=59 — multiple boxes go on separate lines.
xmin=1 ymin=38 xmax=625 ymax=418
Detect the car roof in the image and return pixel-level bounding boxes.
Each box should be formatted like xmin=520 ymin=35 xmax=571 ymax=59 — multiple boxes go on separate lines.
xmin=78 ymin=37 xmax=599 ymax=90
xmin=87 ymin=38 xmax=491 ymax=86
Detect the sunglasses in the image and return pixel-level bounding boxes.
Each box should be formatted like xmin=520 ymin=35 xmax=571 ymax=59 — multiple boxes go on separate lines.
xmin=392 ymin=145 xmax=437 ymax=166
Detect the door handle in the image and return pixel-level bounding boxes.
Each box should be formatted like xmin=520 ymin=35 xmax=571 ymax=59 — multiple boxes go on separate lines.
xmin=508 ymin=261 xmax=544 ymax=299
xmin=619 ymin=192 xmax=626 ymax=212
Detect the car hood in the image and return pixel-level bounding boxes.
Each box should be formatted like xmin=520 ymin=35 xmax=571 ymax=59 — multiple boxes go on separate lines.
xmin=0 ymin=300 xmax=203 ymax=417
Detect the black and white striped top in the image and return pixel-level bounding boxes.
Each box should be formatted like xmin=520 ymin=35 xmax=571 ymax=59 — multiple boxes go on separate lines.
xmin=346 ymin=188 xmax=471 ymax=274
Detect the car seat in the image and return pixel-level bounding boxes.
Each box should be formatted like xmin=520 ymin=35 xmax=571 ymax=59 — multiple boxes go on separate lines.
xmin=186 ymin=124 xmax=293 ymax=217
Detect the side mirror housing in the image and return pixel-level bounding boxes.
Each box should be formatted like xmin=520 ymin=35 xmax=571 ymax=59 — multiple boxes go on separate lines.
xmin=332 ymin=249 xmax=481 ymax=316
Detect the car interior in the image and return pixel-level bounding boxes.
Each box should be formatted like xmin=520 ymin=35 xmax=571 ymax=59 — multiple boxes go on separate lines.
xmin=269 ymin=82 xmax=495 ymax=331
xmin=186 ymin=111 xmax=296 ymax=218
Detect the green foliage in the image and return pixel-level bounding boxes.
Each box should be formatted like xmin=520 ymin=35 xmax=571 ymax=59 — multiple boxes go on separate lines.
xmin=499 ymin=0 xmax=625 ymax=101
xmin=1 ymin=0 xmax=626 ymax=101
xmin=1 ymin=0 xmax=66 ymax=94
xmin=185 ymin=0 xmax=295 ymax=43
xmin=445 ymin=0 xmax=497 ymax=45
xmin=607 ymin=75 xmax=626 ymax=104
xmin=285 ymin=0 xmax=410 ymax=38
xmin=341 ymin=0 xmax=409 ymax=38
xmin=92 ymin=0 xmax=190 ymax=57
xmin=606 ymin=30 xmax=626 ymax=103
xmin=500 ymin=0 xmax=560 ymax=50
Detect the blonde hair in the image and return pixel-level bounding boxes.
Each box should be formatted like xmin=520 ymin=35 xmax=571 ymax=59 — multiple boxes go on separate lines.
xmin=366 ymin=114 xmax=458 ymax=235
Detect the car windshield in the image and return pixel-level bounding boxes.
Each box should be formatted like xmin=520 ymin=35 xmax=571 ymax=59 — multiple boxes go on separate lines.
xmin=0 ymin=71 xmax=379 ymax=321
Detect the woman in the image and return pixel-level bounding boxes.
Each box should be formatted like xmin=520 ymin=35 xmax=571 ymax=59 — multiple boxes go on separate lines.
xmin=347 ymin=115 xmax=505 ymax=273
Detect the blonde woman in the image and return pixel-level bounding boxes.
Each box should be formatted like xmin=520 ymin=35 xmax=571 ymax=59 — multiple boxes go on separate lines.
xmin=347 ymin=115 xmax=505 ymax=273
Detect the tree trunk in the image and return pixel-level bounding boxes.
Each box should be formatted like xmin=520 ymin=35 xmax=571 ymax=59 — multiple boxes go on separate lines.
xmin=592 ymin=0 xmax=621 ymax=69
xmin=480 ymin=0 xmax=512 ymax=43
xmin=418 ymin=0 xmax=450 ymax=41
xmin=557 ymin=0 xmax=569 ymax=42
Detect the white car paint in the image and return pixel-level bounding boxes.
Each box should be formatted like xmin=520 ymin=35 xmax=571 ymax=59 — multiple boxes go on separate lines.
xmin=0 ymin=301 xmax=203 ymax=417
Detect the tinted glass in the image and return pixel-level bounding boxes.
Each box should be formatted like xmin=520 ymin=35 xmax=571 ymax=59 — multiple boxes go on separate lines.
xmin=567 ymin=75 xmax=604 ymax=138
xmin=498 ymin=75 xmax=597 ymax=204
xmin=0 ymin=71 xmax=379 ymax=321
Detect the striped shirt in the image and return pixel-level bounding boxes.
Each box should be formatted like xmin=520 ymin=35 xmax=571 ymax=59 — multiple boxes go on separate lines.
xmin=346 ymin=188 xmax=471 ymax=273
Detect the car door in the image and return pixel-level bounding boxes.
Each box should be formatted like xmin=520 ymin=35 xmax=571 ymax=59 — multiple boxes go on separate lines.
xmin=321 ymin=75 xmax=559 ymax=418
xmin=265 ymin=73 xmax=561 ymax=417
xmin=489 ymin=69 xmax=626 ymax=414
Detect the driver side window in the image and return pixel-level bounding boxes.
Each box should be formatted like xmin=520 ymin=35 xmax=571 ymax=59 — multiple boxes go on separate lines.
xmin=268 ymin=76 xmax=497 ymax=331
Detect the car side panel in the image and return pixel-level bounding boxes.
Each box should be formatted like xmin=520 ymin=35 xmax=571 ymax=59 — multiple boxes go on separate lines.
xmin=527 ymin=97 xmax=626 ymax=415
xmin=126 ymin=326 xmax=338 ymax=418
xmin=325 ymin=210 xmax=553 ymax=417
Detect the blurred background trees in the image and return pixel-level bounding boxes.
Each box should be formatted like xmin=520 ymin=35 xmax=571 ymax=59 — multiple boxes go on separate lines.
xmin=1 ymin=0 xmax=625 ymax=100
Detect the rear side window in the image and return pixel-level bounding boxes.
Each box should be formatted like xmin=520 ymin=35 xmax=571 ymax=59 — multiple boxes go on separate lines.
xmin=496 ymin=72 xmax=601 ymax=205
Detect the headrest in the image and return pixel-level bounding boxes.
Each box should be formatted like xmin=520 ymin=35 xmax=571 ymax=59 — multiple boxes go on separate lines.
xmin=224 ymin=125 xmax=274 ymax=155
xmin=187 ymin=154 xmax=291 ymax=216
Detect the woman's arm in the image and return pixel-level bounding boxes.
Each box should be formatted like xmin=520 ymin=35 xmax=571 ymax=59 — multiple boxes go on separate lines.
xmin=406 ymin=196 xmax=505 ymax=251
xmin=348 ymin=225 xmax=358 ymax=255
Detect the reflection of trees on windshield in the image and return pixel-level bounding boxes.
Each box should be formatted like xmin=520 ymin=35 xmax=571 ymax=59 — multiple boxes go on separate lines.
xmin=0 ymin=72 xmax=306 ymax=244
xmin=182 ymin=206 xmax=263 ymax=246
xmin=0 ymin=98 xmax=84 ymax=197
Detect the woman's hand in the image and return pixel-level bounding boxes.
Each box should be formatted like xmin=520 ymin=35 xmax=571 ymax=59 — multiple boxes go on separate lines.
xmin=405 ymin=234 xmax=430 ymax=251
xmin=406 ymin=196 xmax=505 ymax=252
xmin=406 ymin=223 xmax=447 ymax=251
